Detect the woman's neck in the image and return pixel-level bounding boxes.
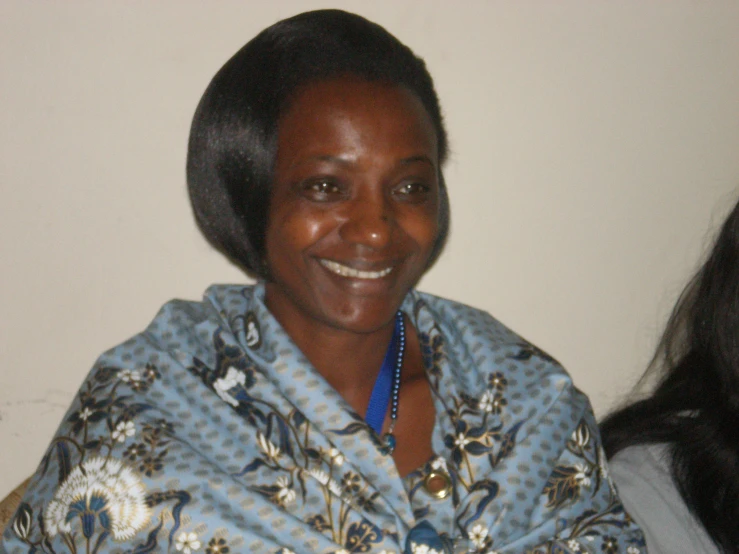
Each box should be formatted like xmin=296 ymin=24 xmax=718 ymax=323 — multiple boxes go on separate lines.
xmin=267 ymin=311 xmax=396 ymax=413
xmin=298 ymin=323 xmax=394 ymax=395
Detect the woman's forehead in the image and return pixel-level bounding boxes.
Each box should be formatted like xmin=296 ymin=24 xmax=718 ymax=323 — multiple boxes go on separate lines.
xmin=276 ymin=77 xmax=438 ymax=158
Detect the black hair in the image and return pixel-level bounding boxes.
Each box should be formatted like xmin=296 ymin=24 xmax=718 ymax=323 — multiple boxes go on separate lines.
xmin=187 ymin=9 xmax=450 ymax=278
xmin=600 ymin=198 xmax=739 ymax=552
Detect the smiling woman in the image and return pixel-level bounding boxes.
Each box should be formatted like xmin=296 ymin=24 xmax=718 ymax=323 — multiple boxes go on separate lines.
xmin=265 ymin=78 xmax=441 ymax=476
xmin=2 ymin=9 xmax=643 ymax=554
xmin=266 ymin=79 xmax=440 ymax=335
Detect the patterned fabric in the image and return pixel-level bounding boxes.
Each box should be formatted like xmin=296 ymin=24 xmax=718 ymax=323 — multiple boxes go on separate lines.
xmin=0 ymin=480 xmax=30 ymax=535
xmin=1 ymin=284 xmax=644 ymax=554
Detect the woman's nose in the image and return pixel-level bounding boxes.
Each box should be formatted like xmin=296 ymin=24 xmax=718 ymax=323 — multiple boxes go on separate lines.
xmin=338 ymin=194 xmax=393 ymax=250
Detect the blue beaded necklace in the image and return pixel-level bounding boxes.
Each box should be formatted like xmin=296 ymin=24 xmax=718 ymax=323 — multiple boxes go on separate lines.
xmin=365 ymin=311 xmax=405 ymax=454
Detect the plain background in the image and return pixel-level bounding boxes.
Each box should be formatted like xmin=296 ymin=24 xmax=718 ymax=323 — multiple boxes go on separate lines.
xmin=2 ymin=1 xmax=739 ymax=498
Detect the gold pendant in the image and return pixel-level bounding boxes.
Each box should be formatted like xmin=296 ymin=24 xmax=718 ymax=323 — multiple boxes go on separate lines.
xmin=423 ymin=470 xmax=452 ymax=499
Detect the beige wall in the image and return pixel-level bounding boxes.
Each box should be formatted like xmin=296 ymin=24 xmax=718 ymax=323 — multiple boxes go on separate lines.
xmin=2 ymin=1 xmax=739 ymax=498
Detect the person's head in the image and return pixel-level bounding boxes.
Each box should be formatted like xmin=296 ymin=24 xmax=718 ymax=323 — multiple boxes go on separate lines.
xmin=187 ymin=9 xmax=449 ymax=281
xmin=600 ymin=197 xmax=739 ymax=552
xmin=657 ymin=198 xmax=739 ymax=406
xmin=265 ymin=77 xmax=440 ymax=334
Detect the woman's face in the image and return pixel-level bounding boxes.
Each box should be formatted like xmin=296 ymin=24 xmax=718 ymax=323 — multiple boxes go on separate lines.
xmin=264 ymin=77 xmax=440 ymax=334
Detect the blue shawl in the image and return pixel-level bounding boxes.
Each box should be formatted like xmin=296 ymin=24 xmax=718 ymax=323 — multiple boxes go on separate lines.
xmin=1 ymin=285 xmax=644 ymax=554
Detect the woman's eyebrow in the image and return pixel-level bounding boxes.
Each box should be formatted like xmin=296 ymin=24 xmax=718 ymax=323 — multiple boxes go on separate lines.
xmin=399 ymin=155 xmax=436 ymax=169
xmin=400 ymin=154 xmax=436 ymax=165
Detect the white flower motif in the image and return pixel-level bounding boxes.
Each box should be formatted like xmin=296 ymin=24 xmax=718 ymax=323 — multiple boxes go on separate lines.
xmin=454 ymin=433 xmax=470 ymax=448
xmin=478 ymin=390 xmax=496 ymax=413
xmin=44 ymin=456 xmax=149 ymax=540
xmin=334 ymin=550 xmax=349 ymax=554
xmin=627 ymin=547 xmax=640 ymax=554
xmin=278 ymin=550 xmax=296 ymax=554
xmin=79 ymin=407 xmax=93 ymax=421
xmin=308 ymin=468 xmax=330 ymax=486
xmin=256 ymin=431 xmax=281 ymax=462
xmin=328 ymin=447 xmax=344 ymax=466
xmin=409 ymin=543 xmax=441 ymax=554
xmin=176 ymin=531 xmax=201 ymax=553
xmin=112 ymin=420 xmax=136 ymax=443
xmin=410 ymin=543 xmax=428 ymax=554
xmin=567 ymin=539 xmax=581 ymax=552
xmin=117 ymin=369 xmax=142 ymax=384
xmin=430 ymin=457 xmax=448 ymax=472
xmin=573 ymin=464 xmax=591 ymax=487
xmin=276 ymin=476 xmax=296 ymax=505
xmin=212 ymin=366 xmax=247 ymax=407
xmin=468 ymin=523 xmax=488 ymax=548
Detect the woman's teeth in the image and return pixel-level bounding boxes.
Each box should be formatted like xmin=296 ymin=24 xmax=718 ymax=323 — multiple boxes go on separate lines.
xmin=320 ymin=259 xmax=393 ymax=279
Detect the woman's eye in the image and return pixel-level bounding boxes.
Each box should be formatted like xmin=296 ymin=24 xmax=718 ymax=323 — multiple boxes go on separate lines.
xmin=395 ymin=181 xmax=431 ymax=199
xmin=302 ymin=179 xmax=342 ymax=200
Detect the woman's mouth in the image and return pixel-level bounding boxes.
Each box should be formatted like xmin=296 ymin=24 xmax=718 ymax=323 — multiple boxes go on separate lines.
xmin=319 ymin=259 xmax=393 ymax=279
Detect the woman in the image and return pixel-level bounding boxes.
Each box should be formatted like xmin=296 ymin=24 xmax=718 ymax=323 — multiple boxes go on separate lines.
xmin=601 ymin=199 xmax=739 ymax=553
xmin=2 ymin=10 xmax=642 ymax=554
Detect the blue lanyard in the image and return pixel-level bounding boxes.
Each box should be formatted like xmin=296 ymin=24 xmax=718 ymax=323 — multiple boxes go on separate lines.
xmin=365 ymin=313 xmax=401 ymax=435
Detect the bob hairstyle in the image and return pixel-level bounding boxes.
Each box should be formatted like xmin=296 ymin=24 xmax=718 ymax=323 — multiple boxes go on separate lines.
xmin=601 ymin=198 xmax=739 ymax=551
xmin=187 ymin=9 xmax=450 ymax=278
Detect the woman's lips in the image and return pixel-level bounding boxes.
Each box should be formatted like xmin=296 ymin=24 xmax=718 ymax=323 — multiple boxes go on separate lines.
xmin=319 ymin=259 xmax=394 ymax=279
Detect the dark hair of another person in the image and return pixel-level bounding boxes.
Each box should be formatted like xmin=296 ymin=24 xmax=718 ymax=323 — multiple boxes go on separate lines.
xmin=187 ymin=10 xmax=450 ymax=278
xmin=600 ymin=199 xmax=739 ymax=552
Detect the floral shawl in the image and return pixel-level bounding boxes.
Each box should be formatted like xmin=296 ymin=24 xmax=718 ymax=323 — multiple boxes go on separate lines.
xmin=1 ymin=284 xmax=644 ymax=554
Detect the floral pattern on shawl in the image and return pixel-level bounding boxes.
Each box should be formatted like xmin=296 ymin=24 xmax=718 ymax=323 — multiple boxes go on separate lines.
xmin=1 ymin=285 xmax=644 ymax=554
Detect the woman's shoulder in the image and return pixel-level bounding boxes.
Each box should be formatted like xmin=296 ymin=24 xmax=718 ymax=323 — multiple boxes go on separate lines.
xmin=409 ymin=290 xmax=562 ymax=364
xmin=406 ymin=291 xmax=644 ymax=551
xmin=146 ymin=284 xmax=254 ymax=330
xmin=103 ymin=284 xmax=256 ymax=359
xmin=407 ymin=289 xmax=586 ymax=421
xmin=408 ymin=290 xmax=568 ymax=391
xmin=609 ymin=444 xmax=719 ymax=554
